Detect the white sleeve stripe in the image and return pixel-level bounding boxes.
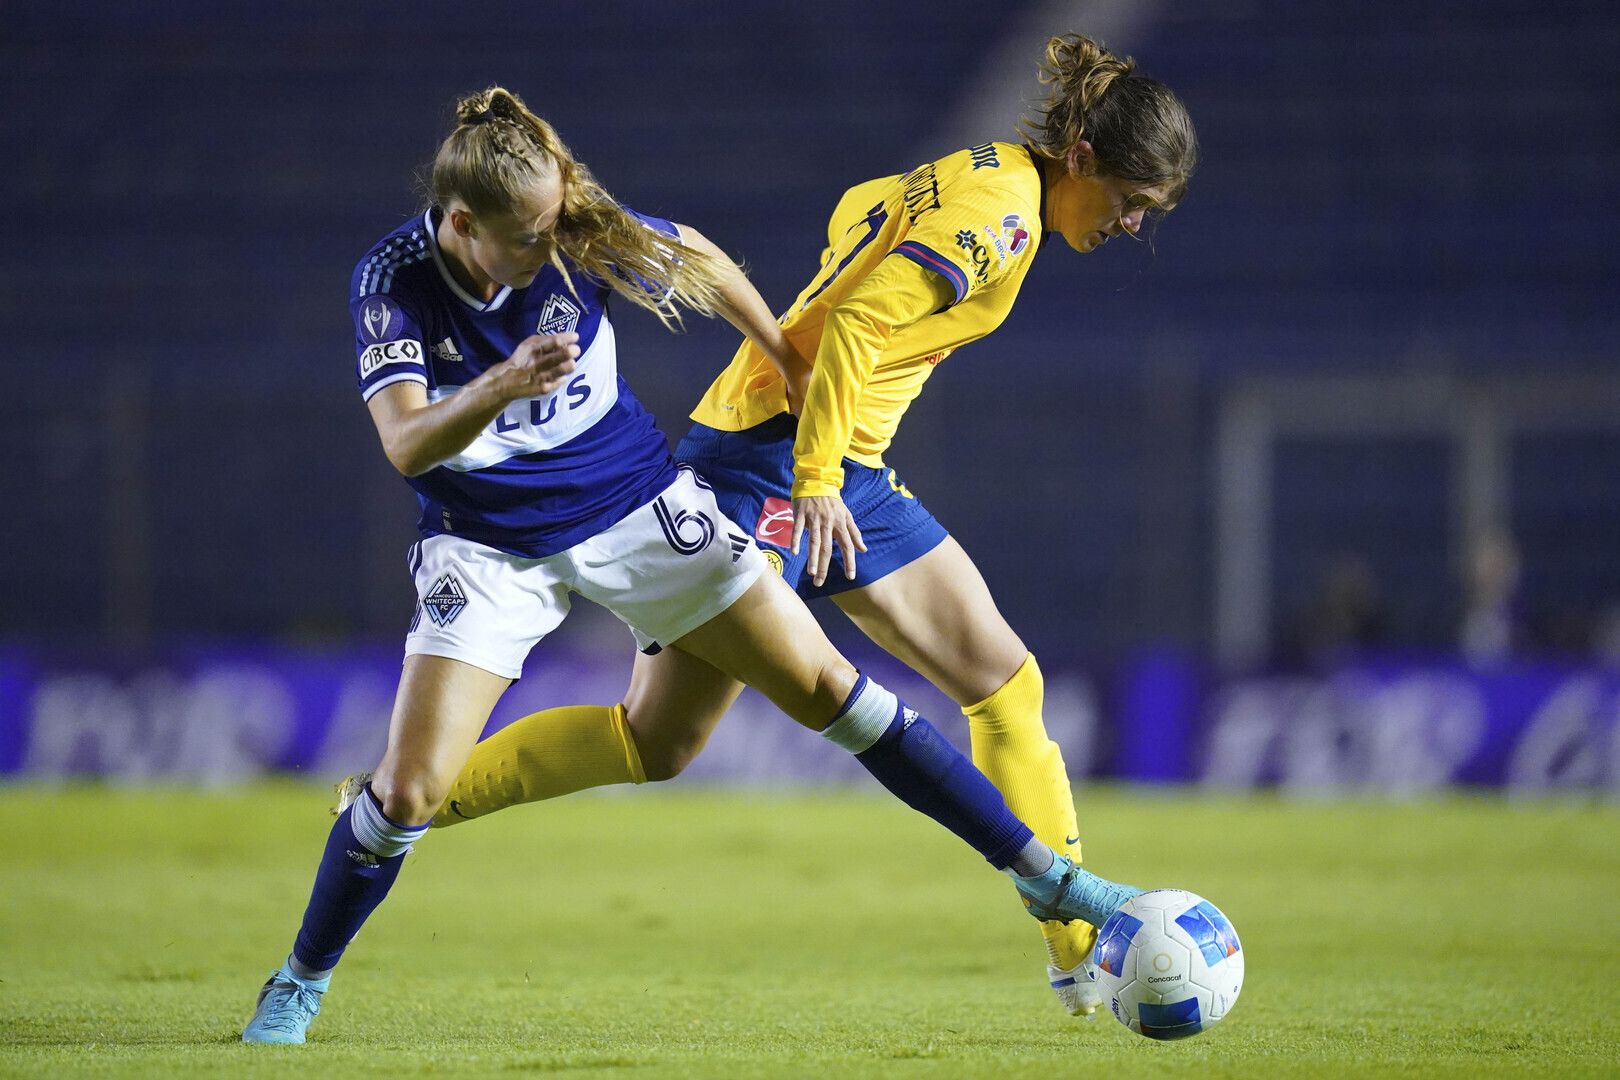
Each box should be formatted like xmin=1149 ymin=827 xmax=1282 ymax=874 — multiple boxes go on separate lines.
xmin=360 ymin=371 xmax=429 ymax=401
xmin=379 ymin=249 xmax=432 ymax=294
xmin=359 ymin=235 xmax=411 ymax=296
xmin=358 ymin=231 xmax=429 ymax=297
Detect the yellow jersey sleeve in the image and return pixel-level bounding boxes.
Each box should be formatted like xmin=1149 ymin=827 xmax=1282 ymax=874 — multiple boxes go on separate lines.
xmin=791 ymin=255 xmax=955 ymax=498
xmin=689 ymin=141 xmax=1045 ymax=468
xmin=890 ymin=179 xmax=1038 ymax=308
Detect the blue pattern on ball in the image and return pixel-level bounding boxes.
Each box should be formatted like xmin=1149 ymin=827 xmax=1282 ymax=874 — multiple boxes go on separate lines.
xmin=1093 ymin=910 xmax=1143 ymax=977
xmin=1138 ymin=996 xmax=1203 ymax=1040
xmin=1175 ymin=899 xmax=1242 ymax=968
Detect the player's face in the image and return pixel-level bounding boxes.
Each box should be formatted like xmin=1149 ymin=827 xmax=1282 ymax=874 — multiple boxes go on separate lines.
xmin=466 ymin=173 xmax=566 ymax=290
xmin=1058 ymin=174 xmax=1175 ymax=255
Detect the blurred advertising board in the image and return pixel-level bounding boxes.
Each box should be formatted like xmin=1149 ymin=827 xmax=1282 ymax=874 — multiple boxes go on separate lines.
xmin=0 ymin=648 xmax=1614 ymax=796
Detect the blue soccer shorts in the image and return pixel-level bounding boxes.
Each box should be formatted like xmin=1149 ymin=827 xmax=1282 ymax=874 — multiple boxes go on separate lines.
xmin=675 ymin=415 xmax=947 ymax=599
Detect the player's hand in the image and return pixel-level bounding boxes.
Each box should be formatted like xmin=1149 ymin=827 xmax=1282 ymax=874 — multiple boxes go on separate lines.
xmin=496 ymin=333 xmax=580 ymax=400
xmin=791 ymin=494 xmax=866 ymax=587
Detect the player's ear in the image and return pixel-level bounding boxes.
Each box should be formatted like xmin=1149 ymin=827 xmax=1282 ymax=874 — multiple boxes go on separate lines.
xmin=448 ymin=207 xmax=477 ymax=239
xmin=1066 ymin=140 xmax=1098 ymax=178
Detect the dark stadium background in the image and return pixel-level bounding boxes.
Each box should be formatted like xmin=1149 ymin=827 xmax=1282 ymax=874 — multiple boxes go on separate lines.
xmin=4 ymin=2 xmax=1618 ymax=790
xmin=7 ymin=10 xmax=1618 ymax=1073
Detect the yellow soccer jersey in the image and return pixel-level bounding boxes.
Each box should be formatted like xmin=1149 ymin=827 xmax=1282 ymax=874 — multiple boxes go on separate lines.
xmin=690 ymin=140 xmax=1047 ymax=497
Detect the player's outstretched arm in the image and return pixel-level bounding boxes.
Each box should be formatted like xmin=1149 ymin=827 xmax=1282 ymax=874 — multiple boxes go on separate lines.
xmin=789 ymin=256 xmax=953 ymax=585
xmin=366 ymin=333 xmax=581 ymax=476
xmin=676 ymin=223 xmax=812 ymax=411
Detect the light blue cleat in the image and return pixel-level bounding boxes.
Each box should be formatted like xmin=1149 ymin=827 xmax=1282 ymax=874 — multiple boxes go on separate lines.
xmin=1012 ymin=854 xmax=1143 ymax=928
xmin=242 ymin=964 xmax=328 ymax=1044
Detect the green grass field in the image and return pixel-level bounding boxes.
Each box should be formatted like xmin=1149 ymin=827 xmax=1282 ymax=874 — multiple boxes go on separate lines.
xmin=2 ymin=783 xmax=1617 ymax=1078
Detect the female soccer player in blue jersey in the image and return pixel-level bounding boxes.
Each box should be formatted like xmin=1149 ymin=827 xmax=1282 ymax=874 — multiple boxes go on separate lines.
xmin=241 ymin=86 xmax=1144 ymax=1044
xmin=422 ymin=36 xmax=1198 ymax=1020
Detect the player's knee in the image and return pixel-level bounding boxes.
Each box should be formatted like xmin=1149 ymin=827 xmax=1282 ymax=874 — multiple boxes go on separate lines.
xmin=808 ymin=657 xmax=861 ymax=731
xmin=638 ymin=737 xmax=701 ymax=782
xmin=371 ymin=771 xmax=443 ymax=827
xmin=949 ymin=638 xmax=1032 ymax=707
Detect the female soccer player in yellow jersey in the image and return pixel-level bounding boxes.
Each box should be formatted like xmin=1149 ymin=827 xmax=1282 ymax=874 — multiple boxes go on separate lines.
xmin=408 ymin=34 xmax=1197 ymax=1018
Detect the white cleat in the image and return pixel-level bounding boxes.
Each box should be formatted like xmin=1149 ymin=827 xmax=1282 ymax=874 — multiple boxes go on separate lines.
xmin=1048 ymin=959 xmax=1104 ymax=1020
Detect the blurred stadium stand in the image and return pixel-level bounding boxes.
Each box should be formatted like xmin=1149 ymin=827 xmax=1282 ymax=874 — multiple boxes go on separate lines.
xmin=5 ymin=0 xmax=1618 ymax=668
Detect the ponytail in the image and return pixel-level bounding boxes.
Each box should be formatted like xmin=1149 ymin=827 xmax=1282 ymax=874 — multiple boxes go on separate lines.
xmin=429 ymin=86 xmax=732 ymax=326
xmin=1021 ymin=34 xmax=1198 ymax=209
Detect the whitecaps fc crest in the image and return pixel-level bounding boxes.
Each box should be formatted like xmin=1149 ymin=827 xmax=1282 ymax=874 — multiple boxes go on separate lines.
xmin=537 ymin=293 xmax=581 ymax=336
xmin=422 ymin=573 xmax=468 ymax=627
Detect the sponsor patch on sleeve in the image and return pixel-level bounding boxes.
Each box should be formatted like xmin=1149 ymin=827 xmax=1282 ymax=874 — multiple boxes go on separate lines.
xmin=1002 ymin=213 xmax=1030 ymax=255
xmin=359 ymin=338 xmax=425 ymax=379
xmin=952 ymin=227 xmax=993 ymax=286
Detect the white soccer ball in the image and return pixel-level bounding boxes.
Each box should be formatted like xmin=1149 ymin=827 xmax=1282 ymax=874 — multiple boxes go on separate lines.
xmin=1091 ymin=889 xmax=1244 ymax=1040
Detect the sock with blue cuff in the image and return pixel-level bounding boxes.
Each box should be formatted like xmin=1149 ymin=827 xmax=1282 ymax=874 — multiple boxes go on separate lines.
xmin=289 ymin=783 xmax=428 ymax=977
xmin=822 ymin=674 xmax=1043 ymax=870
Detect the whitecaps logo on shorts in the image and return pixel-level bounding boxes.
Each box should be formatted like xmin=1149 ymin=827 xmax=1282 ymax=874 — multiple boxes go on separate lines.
xmin=422 ymin=574 xmax=469 ymax=626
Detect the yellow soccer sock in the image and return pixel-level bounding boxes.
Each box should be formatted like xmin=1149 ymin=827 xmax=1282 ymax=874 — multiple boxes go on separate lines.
xmin=964 ymin=653 xmax=1097 ymax=971
xmin=433 ymin=704 xmax=645 ymax=828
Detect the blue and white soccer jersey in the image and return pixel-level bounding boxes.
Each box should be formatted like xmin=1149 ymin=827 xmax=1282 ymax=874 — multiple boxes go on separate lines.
xmin=350 ymin=207 xmax=678 ymax=557
xmin=351 ymin=208 xmax=765 ymax=674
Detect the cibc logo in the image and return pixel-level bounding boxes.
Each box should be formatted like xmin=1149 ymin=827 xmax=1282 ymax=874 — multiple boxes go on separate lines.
xmin=359 ymin=339 xmax=424 ymax=378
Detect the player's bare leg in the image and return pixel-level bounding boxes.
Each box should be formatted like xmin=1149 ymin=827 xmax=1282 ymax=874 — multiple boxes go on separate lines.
xmin=246 ymin=656 xmax=507 ymax=1043
xmin=620 ymin=645 xmax=744 ymax=780
xmin=833 ymin=536 xmax=1102 ymax=1015
xmin=369 ymin=656 xmax=514 ymax=823
xmin=832 ymin=538 xmax=1026 ymax=703
xmin=668 ymin=572 xmax=856 ymax=725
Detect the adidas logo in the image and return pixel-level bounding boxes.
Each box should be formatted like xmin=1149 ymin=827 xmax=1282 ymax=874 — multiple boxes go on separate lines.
xmin=432 ymin=337 xmax=466 ymax=363
xmin=901 ymin=707 xmax=918 ymax=728
xmin=346 ymin=849 xmax=378 ymax=868
xmin=727 ymin=532 xmax=749 ymax=563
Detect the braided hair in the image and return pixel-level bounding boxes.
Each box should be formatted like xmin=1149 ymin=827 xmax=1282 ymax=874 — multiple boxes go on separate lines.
xmin=428 ymin=86 xmax=730 ymax=326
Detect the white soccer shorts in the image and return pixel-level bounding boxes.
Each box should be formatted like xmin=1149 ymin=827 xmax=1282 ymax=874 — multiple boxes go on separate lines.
xmin=403 ymin=467 xmax=767 ymax=678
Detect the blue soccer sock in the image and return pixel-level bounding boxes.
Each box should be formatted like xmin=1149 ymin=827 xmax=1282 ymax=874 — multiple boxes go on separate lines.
xmin=289 ymin=783 xmax=427 ymax=976
xmin=822 ymin=674 xmax=1037 ymax=870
